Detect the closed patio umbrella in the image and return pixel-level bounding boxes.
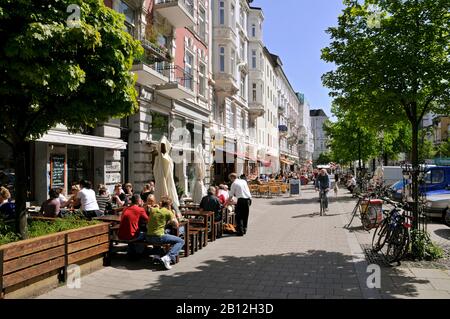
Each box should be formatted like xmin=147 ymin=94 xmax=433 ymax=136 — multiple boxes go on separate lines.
xmin=192 ymin=144 xmax=206 ymax=204
xmin=153 ymin=136 xmax=180 ymax=208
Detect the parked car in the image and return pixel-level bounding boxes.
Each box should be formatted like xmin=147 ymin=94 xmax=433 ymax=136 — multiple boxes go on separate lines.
xmin=389 ymin=166 xmax=450 ymax=201
xmin=424 ymin=189 xmax=450 ymax=226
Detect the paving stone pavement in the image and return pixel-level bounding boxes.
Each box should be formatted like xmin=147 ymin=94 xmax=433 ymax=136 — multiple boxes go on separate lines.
xmin=37 ymin=185 xmax=450 ymax=299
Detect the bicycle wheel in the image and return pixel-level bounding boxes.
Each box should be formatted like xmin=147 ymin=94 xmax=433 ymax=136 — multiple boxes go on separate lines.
xmin=394 ymin=226 xmax=411 ymax=262
xmin=372 ymin=218 xmax=389 ymax=252
xmin=382 ymin=224 xmax=407 ymax=263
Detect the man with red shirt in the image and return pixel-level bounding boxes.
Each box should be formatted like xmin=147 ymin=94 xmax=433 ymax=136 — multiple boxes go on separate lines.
xmin=118 ymin=194 xmax=148 ymax=258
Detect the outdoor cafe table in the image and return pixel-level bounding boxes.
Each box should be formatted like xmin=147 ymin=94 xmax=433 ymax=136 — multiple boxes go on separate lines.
xmin=182 ymin=210 xmax=214 ymax=246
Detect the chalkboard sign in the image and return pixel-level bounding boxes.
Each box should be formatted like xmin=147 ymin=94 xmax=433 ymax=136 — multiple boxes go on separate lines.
xmin=50 ymin=154 xmax=66 ymax=189
xmin=289 ymin=179 xmax=300 ymax=196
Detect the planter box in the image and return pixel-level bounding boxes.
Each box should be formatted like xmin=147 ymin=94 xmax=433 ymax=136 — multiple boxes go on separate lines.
xmin=0 ymin=223 xmax=110 ymax=298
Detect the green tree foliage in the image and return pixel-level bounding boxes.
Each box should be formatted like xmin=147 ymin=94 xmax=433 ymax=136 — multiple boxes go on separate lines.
xmin=0 ymin=0 xmax=143 ymax=237
xmin=321 ymin=0 xmax=450 ymax=230
xmin=436 ymin=139 xmax=450 ymax=158
xmin=316 ymin=152 xmax=333 ymax=166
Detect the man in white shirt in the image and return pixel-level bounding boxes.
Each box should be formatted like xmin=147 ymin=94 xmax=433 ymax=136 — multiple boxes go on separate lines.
xmin=227 ymin=173 xmax=252 ymax=236
xmin=75 ymin=180 xmax=101 ymax=219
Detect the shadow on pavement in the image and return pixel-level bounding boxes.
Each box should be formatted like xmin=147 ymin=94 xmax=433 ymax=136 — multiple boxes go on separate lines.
xmin=106 ymin=250 xmax=430 ymax=299
xmin=434 ymin=228 xmax=450 ymax=241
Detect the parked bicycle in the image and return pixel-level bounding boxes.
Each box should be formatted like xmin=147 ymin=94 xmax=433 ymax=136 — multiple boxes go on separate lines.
xmin=372 ymin=198 xmax=413 ymax=263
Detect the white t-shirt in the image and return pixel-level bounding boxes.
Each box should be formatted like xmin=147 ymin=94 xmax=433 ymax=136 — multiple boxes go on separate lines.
xmin=229 ymin=179 xmax=252 ymax=199
xmin=58 ymin=194 xmax=68 ymax=206
xmin=76 ymin=188 xmax=99 ymax=211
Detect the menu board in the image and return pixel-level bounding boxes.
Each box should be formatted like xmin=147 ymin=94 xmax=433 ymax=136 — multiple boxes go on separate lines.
xmin=50 ymin=154 xmax=66 ymax=189
xmin=289 ymin=179 xmax=300 ymax=196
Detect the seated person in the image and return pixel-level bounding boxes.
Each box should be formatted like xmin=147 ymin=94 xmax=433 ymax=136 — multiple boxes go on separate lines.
xmin=40 ymin=189 xmax=61 ymax=218
xmin=140 ymin=183 xmax=153 ymax=202
xmin=96 ymin=185 xmax=112 ymax=215
xmin=146 ymin=197 xmax=184 ymax=270
xmin=63 ymin=185 xmax=81 ymax=210
xmin=347 ymin=175 xmax=357 ymax=193
xmin=111 ymin=183 xmax=127 ymax=208
xmin=118 ymin=194 xmax=149 ymax=241
xmin=216 ymin=184 xmax=229 ymax=205
xmin=200 ymin=186 xmax=223 ymax=222
xmin=0 ymin=186 xmax=15 ymax=220
xmin=55 ymin=186 xmax=68 ymax=207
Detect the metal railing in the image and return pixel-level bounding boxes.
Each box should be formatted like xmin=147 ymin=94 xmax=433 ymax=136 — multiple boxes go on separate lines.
xmin=157 ymin=64 xmax=194 ymax=91
xmin=155 ymin=0 xmax=194 ymax=17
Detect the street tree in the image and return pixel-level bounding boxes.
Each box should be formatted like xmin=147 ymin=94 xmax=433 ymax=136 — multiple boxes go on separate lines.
xmin=0 ymin=0 xmax=143 ymax=237
xmin=322 ymin=0 xmax=450 ymax=230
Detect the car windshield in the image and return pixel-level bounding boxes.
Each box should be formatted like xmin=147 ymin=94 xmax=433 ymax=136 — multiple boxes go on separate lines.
xmin=424 ymin=170 xmax=445 ymax=184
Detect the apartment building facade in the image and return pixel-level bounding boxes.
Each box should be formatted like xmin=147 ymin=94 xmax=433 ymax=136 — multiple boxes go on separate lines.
xmin=297 ymin=93 xmax=314 ymax=165
xmin=310 ymin=109 xmax=329 ymax=161
xmin=210 ymin=0 xmax=254 ymax=183
xmin=109 ymin=0 xmax=212 ymax=196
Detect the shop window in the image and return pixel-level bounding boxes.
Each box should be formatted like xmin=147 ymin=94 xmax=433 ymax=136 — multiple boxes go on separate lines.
xmin=149 ymin=111 xmax=169 ymax=142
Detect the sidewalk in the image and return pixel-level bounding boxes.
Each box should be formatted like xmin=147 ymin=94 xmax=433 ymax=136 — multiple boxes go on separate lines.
xmin=36 ymin=186 xmax=450 ymax=299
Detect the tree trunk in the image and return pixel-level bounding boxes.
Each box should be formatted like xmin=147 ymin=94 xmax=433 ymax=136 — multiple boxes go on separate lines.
xmin=383 ymin=153 xmax=388 ymax=166
xmin=411 ymin=121 xmax=419 ymax=230
xmin=13 ymin=142 xmax=29 ymax=239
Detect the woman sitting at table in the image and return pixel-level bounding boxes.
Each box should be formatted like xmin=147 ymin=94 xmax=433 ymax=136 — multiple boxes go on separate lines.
xmin=61 ymin=184 xmax=81 ymax=210
xmin=112 ymin=183 xmax=127 ymax=208
xmin=40 ymin=189 xmax=61 ymax=218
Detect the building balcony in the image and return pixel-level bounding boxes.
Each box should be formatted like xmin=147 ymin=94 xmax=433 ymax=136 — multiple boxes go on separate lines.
xmin=132 ymin=62 xmax=169 ymax=87
xmin=155 ymin=64 xmax=195 ymax=100
xmin=154 ymin=0 xmax=195 ymax=28
xmin=248 ymin=102 xmax=265 ymax=118
xmin=140 ymin=38 xmax=171 ymax=63
xmin=278 ymin=106 xmax=286 ymax=115
xmin=213 ymin=73 xmax=239 ymax=95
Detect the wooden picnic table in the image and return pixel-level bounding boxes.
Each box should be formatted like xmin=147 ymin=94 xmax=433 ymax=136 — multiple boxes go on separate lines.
xmin=182 ymin=210 xmax=214 ymax=245
xmin=94 ymin=215 xmax=191 ymax=258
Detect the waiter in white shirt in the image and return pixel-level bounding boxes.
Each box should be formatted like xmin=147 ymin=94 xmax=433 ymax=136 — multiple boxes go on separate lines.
xmin=227 ymin=173 xmax=252 ymax=236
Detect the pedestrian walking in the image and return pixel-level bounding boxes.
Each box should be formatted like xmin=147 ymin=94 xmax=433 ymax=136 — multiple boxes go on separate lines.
xmin=227 ymin=173 xmax=252 ymax=236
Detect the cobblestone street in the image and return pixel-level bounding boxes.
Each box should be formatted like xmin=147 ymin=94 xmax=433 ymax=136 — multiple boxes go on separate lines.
xmin=37 ymin=186 xmax=450 ymax=299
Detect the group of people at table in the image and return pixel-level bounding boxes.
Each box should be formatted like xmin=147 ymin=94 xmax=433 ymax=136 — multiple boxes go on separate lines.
xmin=32 ymin=174 xmax=251 ymax=270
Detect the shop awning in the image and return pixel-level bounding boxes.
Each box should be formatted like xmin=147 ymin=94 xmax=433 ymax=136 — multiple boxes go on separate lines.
xmin=280 ymin=158 xmax=295 ymax=166
xmin=38 ymin=130 xmax=127 ymax=150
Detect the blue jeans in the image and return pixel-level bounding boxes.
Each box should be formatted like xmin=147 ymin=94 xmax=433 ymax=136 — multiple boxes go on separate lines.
xmin=146 ymin=234 xmax=185 ymax=263
xmin=319 ymin=189 xmax=329 ymax=209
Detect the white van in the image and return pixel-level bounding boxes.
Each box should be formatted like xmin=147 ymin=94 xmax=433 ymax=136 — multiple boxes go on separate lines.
xmin=380 ymin=166 xmax=404 ymax=186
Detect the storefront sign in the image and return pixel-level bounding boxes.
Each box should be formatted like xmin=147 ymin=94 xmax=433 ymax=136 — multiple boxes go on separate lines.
xmin=50 ymin=154 xmax=66 ymax=189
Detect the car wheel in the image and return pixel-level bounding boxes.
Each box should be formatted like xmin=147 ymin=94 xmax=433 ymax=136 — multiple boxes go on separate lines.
xmin=443 ymin=209 xmax=450 ymax=228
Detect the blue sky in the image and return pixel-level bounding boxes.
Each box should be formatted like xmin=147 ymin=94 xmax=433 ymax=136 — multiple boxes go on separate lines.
xmin=253 ymin=0 xmax=345 ymax=119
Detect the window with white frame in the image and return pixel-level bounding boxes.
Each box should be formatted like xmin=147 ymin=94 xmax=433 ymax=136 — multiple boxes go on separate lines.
xmin=240 ymin=39 xmax=245 ymax=60
xmin=240 ymin=72 xmax=246 ymax=99
xmin=199 ymin=6 xmax=206 ymax=42
xmin=231 ymin=49 xmax=236 ymax=77
xmin=241 ymin=111 xmax=245 ymax=130
xmin=252 ymin=23 xmax=256 ymax=37
xmin=185 ymin=50 xmax=194 ymax=90
xmin=199 ymin=62 xmax=206 ymax=97
xmin=219 ymin=46 xmax=225 ymax=72
xmin=252 ymin=50 xmax=257 ymax=69
xmin=219 ymin=0 xmax=225 ymax=25
xmin=252 ymin=83 xmax=257 ymax=102
xmin=118 ymin=1 xmax=135 ymax=36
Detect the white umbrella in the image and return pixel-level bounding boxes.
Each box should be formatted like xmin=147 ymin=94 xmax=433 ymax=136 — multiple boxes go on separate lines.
xmin=192 ymin=144 xmax=206 ymax=204
xmin=153 ymin=136 xmax=180 ymax=208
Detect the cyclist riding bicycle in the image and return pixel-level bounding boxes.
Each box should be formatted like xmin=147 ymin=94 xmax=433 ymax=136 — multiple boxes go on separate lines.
xmin=315 ymin=169 xmax=331 ymax=214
